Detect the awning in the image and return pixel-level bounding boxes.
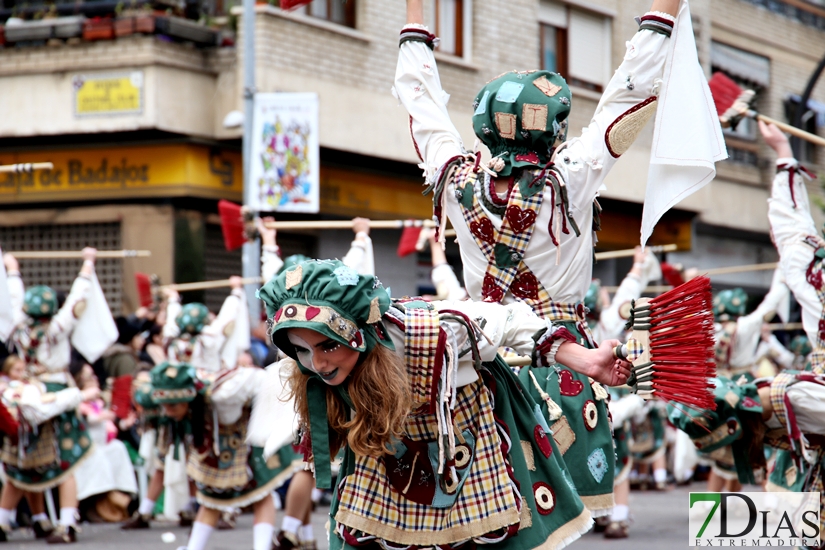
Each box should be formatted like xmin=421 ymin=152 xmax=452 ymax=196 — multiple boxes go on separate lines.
xmin=710 ymin=42 xmax=771 ymax=88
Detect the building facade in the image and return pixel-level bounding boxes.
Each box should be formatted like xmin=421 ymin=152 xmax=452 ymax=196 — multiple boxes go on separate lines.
xmin=1 ymin=0 xmax=825 ymax=312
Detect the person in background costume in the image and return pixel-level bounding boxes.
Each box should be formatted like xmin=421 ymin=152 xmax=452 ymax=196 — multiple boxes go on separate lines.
xmin=2 ymin=248 xmax=114 ymax=544
xmin=395 ymin=0 xmax=682 ymax=517
xmin=254 ymin=259 xmax=633 ymax=550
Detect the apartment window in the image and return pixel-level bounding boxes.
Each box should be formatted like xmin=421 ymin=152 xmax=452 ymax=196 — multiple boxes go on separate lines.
xmin=784 ymin=96 xmax=824 ymax=164
xmin=710 ymin=42 xmax=769 ymax=146
xmin=435 ymin=0 xmax=469 ymax=57
xmin=296 ymin=0 xmax=356 ymax=28
xmin=539 ymin=1 xmax=611 ymax=93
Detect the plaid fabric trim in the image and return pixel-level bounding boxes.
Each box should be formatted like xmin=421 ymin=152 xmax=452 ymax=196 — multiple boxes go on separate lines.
xmin=769 ymin=373 xmax=797 ymax=436
xmin=187 ymin=407 xmax=252 ymax=491
xmin=335 ymin=379 xmax=520 ymax=545
xmin=1 ymin=421 xmax=57 ymax=469
xmin=404 ymin=307 xmax=445 ymax=411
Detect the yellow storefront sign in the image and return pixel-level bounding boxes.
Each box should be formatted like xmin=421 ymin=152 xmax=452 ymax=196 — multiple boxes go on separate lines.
xmin=0 ymin=144 xmax=242 ymax=203
xmin=75 ymin=72 xmax=143 ymax=115
xmin=320 ymin=166 xmax=431 ymax=219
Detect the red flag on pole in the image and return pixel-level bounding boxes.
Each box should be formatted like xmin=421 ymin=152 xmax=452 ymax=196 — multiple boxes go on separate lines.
xmin=397 ymin=225 xmax=423 ymax=257
xmin=218 ymin=199 xmax=247 ymax=251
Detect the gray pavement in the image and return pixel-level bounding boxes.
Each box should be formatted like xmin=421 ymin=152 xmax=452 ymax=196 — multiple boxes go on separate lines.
xmin=1 ymin=486 xmax=694 ymax=549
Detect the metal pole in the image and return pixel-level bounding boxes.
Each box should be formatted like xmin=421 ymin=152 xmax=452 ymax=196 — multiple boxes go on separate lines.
xmin=791 ymin=52 xmax=825 ymax=158
xmin=242 ymin=0 xmax=261 ymax=324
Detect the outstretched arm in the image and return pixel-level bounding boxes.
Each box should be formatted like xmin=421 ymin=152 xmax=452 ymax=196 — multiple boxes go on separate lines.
xmin=395 ymin=0 xmax=464 ymax=178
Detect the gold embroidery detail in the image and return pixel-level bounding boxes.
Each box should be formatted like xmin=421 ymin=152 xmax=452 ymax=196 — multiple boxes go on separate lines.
xmin=605 ymin=97 xmax=658 ymax=157
xmin=522 ymin=104 xmax=548 ymax=131
xmin=72 ymin=300 xmax=87 ymax=318
xmin=495 ymin=112 xmax=517 ymax=139
xmin=285 ymin=266 xmax=303 ymax=290
xmin=551 ymin=415 xmax=576 ymax=455
xmin=533 ymin=75 xmax=562 ymax=97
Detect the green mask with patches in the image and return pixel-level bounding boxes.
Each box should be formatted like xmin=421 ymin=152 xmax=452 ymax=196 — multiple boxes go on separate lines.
xmin=472 ymin=70 xmax=571 ymax=177
xmin=712 ymin=288 xmax=748 ymax=322
xmin=176 ymin=303 xmax=209 ymax=336
xmin=150 ymin=362 xmax=202 ymax=404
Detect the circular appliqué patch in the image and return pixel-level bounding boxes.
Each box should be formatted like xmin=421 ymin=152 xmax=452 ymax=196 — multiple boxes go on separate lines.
xmin=533 ymin=482 xmax=556 ymax=515
xmin=454 ymin=444 xmax=471 ymax=469
xmin=284 ymin=306 xmax=298 ymax=318
xmin=583 ymin=400 xmax=598 ymax=431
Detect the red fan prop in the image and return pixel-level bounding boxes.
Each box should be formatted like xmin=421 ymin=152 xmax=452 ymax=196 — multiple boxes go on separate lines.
xmin=135 ymin=272 xmax=154 ymax=308
xmin=280 ymin=0 xmax=313 ymax=9
xmin=615 ymin=276 xmax=716 ymax=410
xmin=218 ymin=199 xmax=247 ymax=251
xmin=110 ymin=375 xmax=134 ymax=420
xmin=397 ymin=225 xmax=423 ymax=257
xmin=659 ymin=262 xmax=685 ymax=287
xmin=708 ymin=72 xmax=825 ymax=147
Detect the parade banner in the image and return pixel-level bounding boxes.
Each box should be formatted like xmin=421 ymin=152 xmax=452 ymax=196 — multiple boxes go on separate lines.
xmin=249 ymin=93 xmax=320 ymax=213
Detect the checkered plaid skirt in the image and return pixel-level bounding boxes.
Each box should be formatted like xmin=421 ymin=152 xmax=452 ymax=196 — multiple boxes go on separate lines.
xmin=330 ymin=358 xmax=592 ymax=550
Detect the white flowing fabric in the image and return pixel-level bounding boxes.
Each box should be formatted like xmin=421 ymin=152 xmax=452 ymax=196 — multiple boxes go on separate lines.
xmin=74 ymin=422 xmax=138 ymax=501
xmin=642 ymin=0 xmax=727 ymax=246
xmin=0 ymin=248 xmax=13 ymax=342
xmin=72 ymin=272 xmax=118 ymax=363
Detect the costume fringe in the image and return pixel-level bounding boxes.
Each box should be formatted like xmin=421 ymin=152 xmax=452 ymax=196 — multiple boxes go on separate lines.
xmin=7 ymin=442 xmax=96 ymax=492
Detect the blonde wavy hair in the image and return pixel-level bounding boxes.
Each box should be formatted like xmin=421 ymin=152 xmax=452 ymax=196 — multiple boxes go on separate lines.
xmin=285 ymin=344 xmax=411 ymax=458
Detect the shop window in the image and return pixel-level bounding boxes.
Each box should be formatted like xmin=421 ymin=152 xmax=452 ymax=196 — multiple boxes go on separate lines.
xmin=0 ymin=222 xmax=123 ymax=313
xmin=433 ymin=0 xmax=470 ymax=58
xmin=539 ymin=1 xmax=611 ymax=93
xmin=296 ymin=0 xmax=356 ymax=28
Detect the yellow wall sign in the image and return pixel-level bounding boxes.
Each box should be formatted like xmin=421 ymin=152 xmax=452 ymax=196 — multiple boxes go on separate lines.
xmin=0 ymin=144 xmax=242 ymax=204
xmin=320 ymin=166 xmax=431 ymax=219
xmin=74 ymin=72 xmax=143 ymax=116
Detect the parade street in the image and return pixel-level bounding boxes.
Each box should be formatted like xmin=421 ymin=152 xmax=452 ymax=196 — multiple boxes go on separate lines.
xmin=1 ymin=485 xmax=698 ymax=549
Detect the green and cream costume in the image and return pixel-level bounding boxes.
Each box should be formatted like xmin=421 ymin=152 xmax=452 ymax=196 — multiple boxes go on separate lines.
xmin=254 ymin=259 xmax=607 ymax=549
xmin=394 ymin=7 xmax=689 ymax=516
xmin=3 ymin=269 xmax=116 ymax=491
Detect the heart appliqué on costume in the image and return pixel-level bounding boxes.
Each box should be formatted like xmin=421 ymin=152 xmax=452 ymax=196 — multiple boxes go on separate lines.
xmin=534 ymin=425 xmax=553 ymax=458
xmin=505 ymin=205 xmax=537 ymax=234
xmin=511 ymin=272 xmax=539 ymax=301
xmin=470 ymin=218 xmax=496 ymax=245
xmin=559 ymin=369 xmax=584 ymax=397
xmin=305 ymin=306 xmax=321 ymax=320
xmin=482 ymin=274 xmax=504 ymax=303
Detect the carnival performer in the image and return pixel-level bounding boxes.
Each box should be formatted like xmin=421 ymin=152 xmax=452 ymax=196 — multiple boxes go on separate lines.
xmin=254 ymin=216 xmax=374 ymax=550
xmin=1 ymin=248 xmax=114 ymax=544
xmin=395 ymin=0 xmax=684 ymax=516
xmin=761 ymin=119 xmax=825 ymax=534
xmin=254 ymin=259 xmax=633 ymax=550
xmin=424 ymin=228 xmax=467 ymax=301
xmin=587 ymin=247 xmax=661 ymax=538
xmin=137 ymin=362 xmax=283 ymax=550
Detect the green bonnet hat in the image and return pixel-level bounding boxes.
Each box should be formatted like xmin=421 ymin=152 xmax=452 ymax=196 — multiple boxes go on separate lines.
xmin=790 ymin=335 xmax=812 ymax=357
xmin=667 ymin=376 xmax=762 ymax=484
xmin=258 ymin=259 xmax=394 ymax=359
xmin=712 ymin=288 xmax=748 ymax=321
xmin=278 ymin=254 xmax=311 ymax=276
xmin=150 ymin=362 xmax=203 ymax=404
xmin=23 ymin=285 xmax=59 ymax=319
xmin=472 ymin=70 xmax=571 ymax=177
xmin=133 ymin=381 xmax=160 ymax=418
xmin=176 ymin=303 xmax=209 ymax=336
xmin=256 ymin=259 xmax=393 ymax=490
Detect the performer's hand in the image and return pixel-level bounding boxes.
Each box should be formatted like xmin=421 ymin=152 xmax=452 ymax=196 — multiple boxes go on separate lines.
xmin=81 ymin=387 xmax=101 ymax=402
xmin=758 ymin=120 xmax=793 ymax=158
xmin=81 ymin=247 xmax=97 ymax=263
xmin=555 ymin=340 xmax=631 ymax=387
xmin=256 ymin=217 xmax=277 ymax=248
xmin=163 ymin=287 xmax=180 ymax=303
xmin=352 ymin=217 xmax=370 ymax=238
xmin=2 ymin=253 xmax=18 ymax=273
xmin=229 ymin=275 xmax=244 ymax=290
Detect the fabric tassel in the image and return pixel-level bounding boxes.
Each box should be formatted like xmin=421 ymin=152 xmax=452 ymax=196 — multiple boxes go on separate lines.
xmin=529 ymin=371 xmax=563 ymax=420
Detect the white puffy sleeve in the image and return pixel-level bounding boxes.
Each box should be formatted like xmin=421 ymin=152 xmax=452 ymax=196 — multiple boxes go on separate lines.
xmin=163 ymin=298 xmax=182 ymax=341
xmin=342 ymin=236 xmax=375 ymax=276
xmin=18 ymin=385 xmax=82 ymax=426
xmin=261 ymin=246 xmax=284 ymax=285
xmin=210 ymin=367 xmax=266 ymax=425
xmin=48 ymin=274 xmax=92 ymax=339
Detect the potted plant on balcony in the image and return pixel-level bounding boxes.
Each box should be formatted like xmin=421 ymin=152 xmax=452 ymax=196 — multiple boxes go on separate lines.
xmin=114 ymin=1 xmax=155 ymax=37
xmin=83 ymin=16 xmax=115 ymax=40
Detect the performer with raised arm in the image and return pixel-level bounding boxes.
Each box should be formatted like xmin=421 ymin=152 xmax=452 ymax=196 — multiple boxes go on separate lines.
xmin=395 ymin=0 xmax=682 ymax=517
xmin=255 ymin=259 xmax=633 ymax=550
xmin=1 ymin=248 xmax=111 ymax=544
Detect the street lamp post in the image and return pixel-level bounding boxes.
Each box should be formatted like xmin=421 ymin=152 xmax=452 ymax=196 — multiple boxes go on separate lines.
xmin=241 ymin=0 xmax=261 ymax=324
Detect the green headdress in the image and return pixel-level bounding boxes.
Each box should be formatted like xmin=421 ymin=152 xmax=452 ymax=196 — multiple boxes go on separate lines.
xmin=150 ymin=362 xmax=202 ymax=404
xmin=133 ymin=380 xmax=160 ymax=418
xmin=790 ymin=335 xmax=812 ymax=358
xmin=23 ymin=285 xmax=59 ymax=319
xmin=667 ymin=376 xmax=763 ymax=484
xmin=256 ymin=259 xmax=394 ymax=489
xmin=472 ymin=70 xmax=571 ymax=177
xmin=712 ymin=288 xmax=748 ymax=321
xmin=176 ymin=303 xmax=209 ymax=336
